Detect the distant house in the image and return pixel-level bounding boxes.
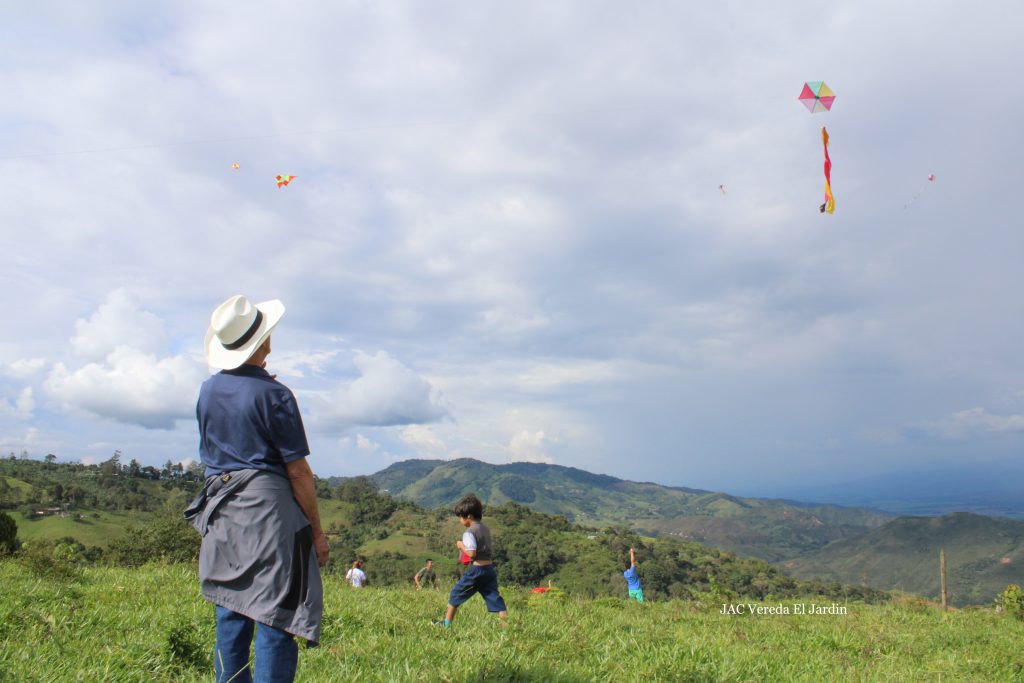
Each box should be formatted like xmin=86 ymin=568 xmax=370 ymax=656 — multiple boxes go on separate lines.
xmin=33 ymin=506 xmax=67 ymax=518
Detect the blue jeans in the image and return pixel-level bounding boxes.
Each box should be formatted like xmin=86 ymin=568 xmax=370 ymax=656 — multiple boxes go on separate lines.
xmin=215 ymin=606 xmax=298 ymax=683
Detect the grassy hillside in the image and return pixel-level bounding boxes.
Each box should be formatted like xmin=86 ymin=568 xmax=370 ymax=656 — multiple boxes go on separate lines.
xmin=1 ymin=562 xmax=1021 ymax=682
xmin=371 ymin=458 xmax=892 ymax=561
xmin=785 ymin=512 xmax=1024 ymax=607
xmin=13 ymin=510 xmax=160 ymax=547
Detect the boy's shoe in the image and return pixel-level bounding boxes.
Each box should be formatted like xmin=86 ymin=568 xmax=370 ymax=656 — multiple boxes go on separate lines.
xmin=431 ymin=619 xmax=451 ymax=628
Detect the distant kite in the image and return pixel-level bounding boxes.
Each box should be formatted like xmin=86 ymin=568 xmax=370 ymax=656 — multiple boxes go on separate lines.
xmin=276 ymin=174 xmax=296 ymax=188
xmin=718 ymin=184 xmax=726 ymax=195
xmin=799 ymin=81 xmax=836 ymax=113
xmin=231 ymin=163 xmax=240 ymax=170
xmin=820 ymin=127 xmax=835 ymax=214
xmin=904 ymin=173 xmax=937 ymax=209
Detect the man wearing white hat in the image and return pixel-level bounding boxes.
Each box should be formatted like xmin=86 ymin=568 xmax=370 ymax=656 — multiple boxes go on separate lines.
xmin=186 ymin=294 xmax=328 ymax=683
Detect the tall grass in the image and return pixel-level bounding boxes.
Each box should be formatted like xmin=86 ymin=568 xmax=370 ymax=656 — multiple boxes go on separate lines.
xmin=1 ymin=561 xmax=1022 ymax=682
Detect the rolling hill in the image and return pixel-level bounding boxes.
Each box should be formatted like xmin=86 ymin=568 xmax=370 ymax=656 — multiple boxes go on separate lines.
xmin=369 ymin=458 xmax=893 ymax=562
xmin=783 ymin=512 xmax=1024 ymax=606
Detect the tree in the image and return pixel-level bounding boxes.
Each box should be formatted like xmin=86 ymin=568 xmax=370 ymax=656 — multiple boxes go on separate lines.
xmin=186 ymin=461 xmax=205 ymax=481
xmin=0 ymin=511 xmax=18 ymax=555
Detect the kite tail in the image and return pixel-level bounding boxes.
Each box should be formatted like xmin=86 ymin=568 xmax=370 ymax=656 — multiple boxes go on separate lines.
xmin=820 ymin=126 xmax=835 ymax=214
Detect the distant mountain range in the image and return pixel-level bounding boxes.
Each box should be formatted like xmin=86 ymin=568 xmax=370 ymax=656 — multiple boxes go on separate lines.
xmin=758 ymin=460 xmax=1024 ymax=520
xmin=369 ymin=458 xmax=892 ymax=562
xmin=784 ymin=512 xmax=1024 ymax=606
xmin=367 ymin=458 xmax=1024 ymax=604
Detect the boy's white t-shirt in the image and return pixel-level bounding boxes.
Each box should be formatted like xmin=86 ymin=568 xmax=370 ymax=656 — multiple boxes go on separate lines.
xmin=346 ymin=567 xmax=367 ymax=587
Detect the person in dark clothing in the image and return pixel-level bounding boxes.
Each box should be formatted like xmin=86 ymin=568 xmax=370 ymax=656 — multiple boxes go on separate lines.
xmin=189 ymin=294 xmax=329 ymax=683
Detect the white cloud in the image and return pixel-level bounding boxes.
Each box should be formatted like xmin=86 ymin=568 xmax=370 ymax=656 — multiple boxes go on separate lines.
xmin=45 ymin=347 xmax=206 ymax=429
xmin=0 ymin=387 xmax=34 ymax=420
xmin=317 ymin=351 xmax=449 ymax=430
xmin=508 ymin=429 xmax=553 ymax=464
xmin=2 ymin=358 xmax=47 ymax=379
xmin=15 ymin=388 xmax=34 ymax=416
xmin=399 ymin=425 xmax=448 ymax=457
xmin=355 ymin=434 xmax=379 ymax=452
xmin=270 ymin=350 xmax=342 ymax=379
xmin=920 ymin=407 xmax=1024 ymax=440
xmin=70 ymin=288 xmax=169 ymax=360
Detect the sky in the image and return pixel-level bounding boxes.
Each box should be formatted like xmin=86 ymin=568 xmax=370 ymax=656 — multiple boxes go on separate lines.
xmin=1 ymin=1 xmax=1021 ymax=496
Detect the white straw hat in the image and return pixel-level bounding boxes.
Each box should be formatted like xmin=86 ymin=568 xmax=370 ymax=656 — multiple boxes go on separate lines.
xmin=204 ymin=295 xmax=285 ymax=370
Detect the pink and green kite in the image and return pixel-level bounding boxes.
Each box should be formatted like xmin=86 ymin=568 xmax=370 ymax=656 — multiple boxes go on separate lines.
xmin=798 ymin=81 xmax=835 ymax=113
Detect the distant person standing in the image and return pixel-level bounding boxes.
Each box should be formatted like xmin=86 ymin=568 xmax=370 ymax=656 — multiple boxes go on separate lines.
xmin=346 ymin=559 xmax=367 ymax=587
xmin=623 ymin=547 xmax=644 ymax=603
xmin=414 ymin=559 xmax=439 ymax=590
xmin=187 ymin=294 xmax=329 ymax=683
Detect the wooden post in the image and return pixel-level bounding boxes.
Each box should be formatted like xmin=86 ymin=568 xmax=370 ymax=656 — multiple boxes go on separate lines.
xmin=940 ymin=548 xmax=948 ymax=611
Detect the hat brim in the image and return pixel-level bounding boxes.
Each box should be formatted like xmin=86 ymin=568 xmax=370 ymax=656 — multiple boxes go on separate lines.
xmin=204 ymin=299 xmax=285 ymax=370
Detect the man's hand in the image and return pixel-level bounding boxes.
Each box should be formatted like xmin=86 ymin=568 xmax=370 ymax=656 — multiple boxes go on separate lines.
xmin=314 ymin=531 xmax=330 ymax=568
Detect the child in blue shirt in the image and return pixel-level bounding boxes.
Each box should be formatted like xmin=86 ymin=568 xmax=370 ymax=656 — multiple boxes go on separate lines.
xmin=623 ymin=547 xmax=644 ymax=603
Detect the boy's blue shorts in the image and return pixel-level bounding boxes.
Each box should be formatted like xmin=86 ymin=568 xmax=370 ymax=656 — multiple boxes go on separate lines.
xmin=449 ymin=564 xmax=507 ymax=612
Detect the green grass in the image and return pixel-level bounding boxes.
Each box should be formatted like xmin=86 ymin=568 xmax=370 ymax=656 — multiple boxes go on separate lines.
xmin=359 ymin=531 xmax=430 ymax=555
xmin=1 ymin=562 xmax=1023 ymax=682
xmin=13 ymin=511 xmax=156 ymax=547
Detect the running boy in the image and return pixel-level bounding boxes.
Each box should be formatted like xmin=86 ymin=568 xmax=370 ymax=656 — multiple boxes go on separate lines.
xmin=434 ymin=494 xmax=508 ymax=627
xmin=623 ymin=547 xmax=644 ymax=603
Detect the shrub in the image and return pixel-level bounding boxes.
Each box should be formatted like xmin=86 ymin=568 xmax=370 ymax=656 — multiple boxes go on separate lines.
xmin=19 ymin=539 xmax=81 ymax=581
xmin=164 ymin=621 xmax=208 ymax=672
xmin=0 ymin=511 xmax=18 ymax=555
xmin=997 ymin=584 xmax=1024 ymax=620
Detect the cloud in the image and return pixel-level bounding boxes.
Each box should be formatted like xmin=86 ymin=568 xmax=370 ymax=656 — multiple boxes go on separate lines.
xmin=2 ymin=3 xmax=1023 ymax=488
xmin=399 ymin=425 xmax=449 ymax=457
xmin=70 ymin=288 xmax=169 ymax=360
xmin=270 ymin=350 xmax=342 ymax=379
xmin=15 ymin=388 xmax=34 ymax=416
xmin=1 ymin=358 xmax=47 ymax=379
xmin=0 ymin=387 xmax=34 ymax=420
xmin=45 ymin=347 xmax=206 ymax=429
xmin=919 ymin=407 xmax=1024 ymax=440
xmin=316 ymin=351 xmax=449 ymax=430
xmin=355 ymin=434 xmax=379 ymax=452
xmin=508 ymin=429 xmax=553 ymax=464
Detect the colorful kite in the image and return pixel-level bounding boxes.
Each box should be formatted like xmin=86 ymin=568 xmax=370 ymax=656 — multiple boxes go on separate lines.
xmin=718 ymin=184 xmax=726 ymax=195
xmin=799 ymin=81 xmax=836 ymax=113
xmin=231 ymin=163 xmax=240 ymax=170
xmin=275 ymin=174 xmax=296 ymax=188
xmin=820 ymin=127 xmax=835 ymax=214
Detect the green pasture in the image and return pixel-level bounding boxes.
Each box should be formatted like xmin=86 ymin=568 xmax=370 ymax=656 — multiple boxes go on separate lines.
xmin=13 ymin=511 xmax=155 ymax=547
xmin=1 ymin=562 xmax=1022 ymax=682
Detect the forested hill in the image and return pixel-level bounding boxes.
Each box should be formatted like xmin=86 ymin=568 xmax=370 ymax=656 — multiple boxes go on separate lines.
xmin=0 ymin=455 xmax=890 ymax=605
xmin=367 ymin=458 xmax=893 ymax=562
xmin=784 ymin=512 xmax=1024 ymax=607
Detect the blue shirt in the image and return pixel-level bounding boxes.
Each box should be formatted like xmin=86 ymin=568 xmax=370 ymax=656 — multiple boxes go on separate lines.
xmin=624 ymin=565 xmax=641 ymax=591
xmin=197 ymin=365 xmax=310 ymax=478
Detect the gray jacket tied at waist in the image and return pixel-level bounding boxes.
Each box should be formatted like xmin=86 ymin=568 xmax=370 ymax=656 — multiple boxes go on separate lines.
xmin=184 ymin=468 xmax=324 ymax=644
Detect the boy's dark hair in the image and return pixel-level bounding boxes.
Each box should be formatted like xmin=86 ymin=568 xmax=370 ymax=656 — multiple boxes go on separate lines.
xmin=624 ymin=558 xmax=632 ymax=570
xmin=453 ymin=494 xmax=483 ymax=521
